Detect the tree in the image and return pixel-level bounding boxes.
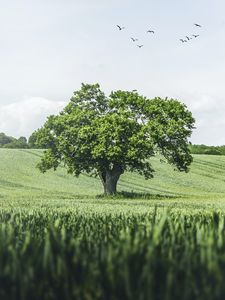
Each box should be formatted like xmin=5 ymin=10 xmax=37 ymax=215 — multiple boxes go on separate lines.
xmin=3 ymin=136 xmax=28 ymax=149
xmin=35 ymin=83 xmax=195 ymax=195
xmin=28 ymin=131 xmax=43 ymax=149
xmin=0 ymin=132 xmax=15 ymax=147
xmin=0 ymin=133 xmax=28 ymax=149
xmin=189 ymin=144 xmax=224 ymax=156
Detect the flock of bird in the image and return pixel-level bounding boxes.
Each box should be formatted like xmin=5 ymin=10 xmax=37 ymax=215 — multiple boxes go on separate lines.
xmin=180 ymin=23 xmax=202 ymax=43
xmin=116 ymin=23 xmax=202 ymax=48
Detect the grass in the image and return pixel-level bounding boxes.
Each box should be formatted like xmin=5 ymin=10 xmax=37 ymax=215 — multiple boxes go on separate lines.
xmin=1 ymin=149 xmax=225 ymax=299
xmin=0 ymin=207 xmax=225 ymax=300
xmin=1 ymin=148 xmax=225 ymax=212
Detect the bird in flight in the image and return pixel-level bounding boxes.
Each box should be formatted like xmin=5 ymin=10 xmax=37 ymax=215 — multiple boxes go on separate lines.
xmin=117 ymin=25 xmax=125 ymax=31
xmin=147 ymin=30 xmax=155 ymax=34
xmin=137 ymin=45 xmax=144 ymax=48
xmin=180 ymin=39 xmax=187 ymax=43
xmin=131 ymin=37 xmax=138 ymax=42
xmin=194 ymin=23 xmax=202 ymax=27
xmin=186 ymin=36 xmax=192 ymax=41
xmin=192 ymin=34 xmax=200 ymax=38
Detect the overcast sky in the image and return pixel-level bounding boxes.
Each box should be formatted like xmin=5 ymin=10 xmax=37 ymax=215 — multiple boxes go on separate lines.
xmin=0 ymin=0 xmax=225 ymax=145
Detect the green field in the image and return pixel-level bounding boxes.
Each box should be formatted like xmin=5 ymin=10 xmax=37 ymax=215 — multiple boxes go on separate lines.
xmin=1 ymin=148 xmax=225 ymax=211
xmin=1 ymin=149 xmax=225 ymax=299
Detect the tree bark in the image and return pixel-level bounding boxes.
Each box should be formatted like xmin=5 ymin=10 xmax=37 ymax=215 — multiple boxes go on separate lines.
xmin=99 ymin=165 xmax=123 ymax=195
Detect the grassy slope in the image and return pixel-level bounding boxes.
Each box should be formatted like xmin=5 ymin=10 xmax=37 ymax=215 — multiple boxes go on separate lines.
xmin=1 ymin=149 xmax=225 ymax=213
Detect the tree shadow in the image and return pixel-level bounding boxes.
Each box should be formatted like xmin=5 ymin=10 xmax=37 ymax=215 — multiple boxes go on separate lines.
xmin=96 ymin=191 xmax=179 ymax=200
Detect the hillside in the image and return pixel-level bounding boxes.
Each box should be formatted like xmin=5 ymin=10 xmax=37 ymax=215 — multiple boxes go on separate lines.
xmin=1 ymin=149 xmax=225 ymax=204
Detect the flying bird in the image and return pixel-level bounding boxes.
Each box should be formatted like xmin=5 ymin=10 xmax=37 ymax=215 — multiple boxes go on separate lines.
xmin=117 ymin=25 xmax=125 ymax=31
xmin=137 ymin=45 xmax=144 ymax=48
xmin=131 ymin=37 xmax=138 ymax=42
xmin=193 ymin=34 xmax=200 ymax=38
xmin=180 ymin=39 xmax=187 ymax=43
xmin=194 ymin=23 xmax=202 ymax=27
xmin=147 ymin=30 xmax=155 ymax=34
xmin=186 ymin=36 xmax=192 ymax=41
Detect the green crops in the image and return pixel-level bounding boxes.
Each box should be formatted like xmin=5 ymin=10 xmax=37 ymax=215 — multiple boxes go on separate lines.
xmin=0 ymin=208 xmax=225 ymax=300
xmin=2 ymin=150 xmax=225 ymax=299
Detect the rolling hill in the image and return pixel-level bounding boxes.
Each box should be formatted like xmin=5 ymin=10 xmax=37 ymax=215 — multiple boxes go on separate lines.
xmin=1 ymin=149 xmax=225 ymax=205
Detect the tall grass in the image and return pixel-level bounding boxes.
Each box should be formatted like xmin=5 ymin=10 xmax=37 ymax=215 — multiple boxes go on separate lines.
xmin=2 ymin=150 xmax=225 ymax=299
xmin=0 ymin=208 xmax=224 ymax=299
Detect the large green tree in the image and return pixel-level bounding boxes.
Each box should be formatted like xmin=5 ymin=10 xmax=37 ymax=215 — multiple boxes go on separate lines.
xmin=35 ymin=83 xmax=195 ymax=195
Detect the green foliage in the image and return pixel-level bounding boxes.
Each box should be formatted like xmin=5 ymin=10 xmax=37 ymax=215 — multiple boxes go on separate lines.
xmin=0 ymin=132 xmax=15 ymax=147
xmin=0 ymin=133 xmax=28 ymax=149
xmin=35 ymin=83 xmax=195 ymax=194
xmin=28 ymin=131 xmax=42 ymax=149
xmin=190 ymin=144 xmax=225 ymax=155
xmin=3 ymin=136 xmax=28 ymax=149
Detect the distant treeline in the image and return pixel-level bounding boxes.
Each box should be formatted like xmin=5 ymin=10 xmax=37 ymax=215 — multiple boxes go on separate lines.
xmin=0 ymin=132 xmax=28 ymax=149
xmin=189 ymin=144 xmax=225 ymax=155
xmin=0 ymin=132 xmax=40 ymax=149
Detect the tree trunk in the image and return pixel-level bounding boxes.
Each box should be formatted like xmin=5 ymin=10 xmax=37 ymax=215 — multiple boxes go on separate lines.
xmin=99 ymin=165 xmax=123 ymax=195
xmin=103 ymin=172 xmax=118 ymax=195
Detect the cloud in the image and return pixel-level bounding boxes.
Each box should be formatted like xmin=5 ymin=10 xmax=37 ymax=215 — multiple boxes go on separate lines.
xmin=0 ymin=97 xmax=66 ymax=138
xmin=182 ymin=93 xmax=225 ymax=146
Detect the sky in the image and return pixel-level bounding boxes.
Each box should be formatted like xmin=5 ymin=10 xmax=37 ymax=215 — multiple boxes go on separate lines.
xmin=0 ymin=0 xmax=225 ymax=145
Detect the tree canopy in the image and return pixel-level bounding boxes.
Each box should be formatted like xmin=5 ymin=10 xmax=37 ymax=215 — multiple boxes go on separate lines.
xmin=35 ymin=83 xmax=195 ymax=195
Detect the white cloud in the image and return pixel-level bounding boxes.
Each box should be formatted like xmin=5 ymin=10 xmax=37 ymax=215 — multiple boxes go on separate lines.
xmin=182 ymin=93 xmax=225 ymax=146
xmin=0 ymin=98 xmax=66 ymax=138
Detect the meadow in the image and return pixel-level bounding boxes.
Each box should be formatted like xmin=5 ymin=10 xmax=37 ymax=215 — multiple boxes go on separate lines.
xmin=1 ymin=149 xmax=225 ymax=299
